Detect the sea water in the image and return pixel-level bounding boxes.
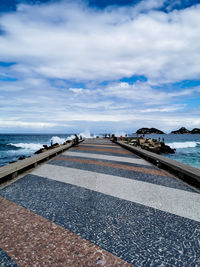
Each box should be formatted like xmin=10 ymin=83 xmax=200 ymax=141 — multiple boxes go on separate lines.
xmin=0 ymin=133 xmax=200 ymax=169
xmin=0 ymin=134 xmax=75 ymax=167
xmin=143 ymin=134 xmax=200 ymax=169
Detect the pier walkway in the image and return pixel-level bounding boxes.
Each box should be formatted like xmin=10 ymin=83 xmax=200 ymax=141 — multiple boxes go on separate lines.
xmin=0 ymin=139 xmax=200 ymax=266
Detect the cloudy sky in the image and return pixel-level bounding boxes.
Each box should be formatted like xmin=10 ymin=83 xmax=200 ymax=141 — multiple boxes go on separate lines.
xmin=0 ymin=0 xmax=200 ymax=133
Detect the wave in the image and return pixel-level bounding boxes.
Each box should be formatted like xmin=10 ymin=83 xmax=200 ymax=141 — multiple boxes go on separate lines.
xmin=9 ymin=136 xmax=71 ymax=152
xmin=9 ymin=142 xmax=44 ymax=151
xmin=166 ymin=141 xmax=200 ymax=149
xmin=7 ymin=132 xmax=97 ymax=154
xmin=51 ymin=136 xmax=67 ymax=144
xmin=9 ymin=136 xmax=70 ymax=152
xmin=78 ymin=129 xmax=96 ymax=138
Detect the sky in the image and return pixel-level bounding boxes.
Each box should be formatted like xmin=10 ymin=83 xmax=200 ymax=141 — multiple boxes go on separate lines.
xmin=0 ymin=0 xmax=200 ymax=134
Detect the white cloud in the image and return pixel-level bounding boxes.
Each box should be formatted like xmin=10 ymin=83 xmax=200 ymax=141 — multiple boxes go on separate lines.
xmin=69 ymin=88 xmax=84 ymax=94
xmin=0 ymin=120 xmax=57 ymax=128
xmin=100 ymin=81 xmax=199 ymax=105
xmin=0 ymin=75 xmax=198 ymax=132
xmin=0 ymin=1 xmax=200 ymax=132
xmin=0 ymin=1 xmax=200 ymax=83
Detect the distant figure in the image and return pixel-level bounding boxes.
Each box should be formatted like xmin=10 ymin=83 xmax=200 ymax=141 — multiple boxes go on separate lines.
xmin=79 ymin=135 xmax=82 ymax=140
xmin=50 ymin=139 xmax=53 ymax=146
xmin=142 ymin=133 xmax=145 ymax=138
xmin=74 ymin=134 xmax=79 ymax=145
xmin=108 ymin=133 xmax=110 ymax=138
xmin=162 ymin=137 xmax=165 ymax=143
xmin=112 ymin=134 xmax=117 ymax=142
xmin=125 ymin=134 xmax=128 ymax=137
xmin=158 ymin=137 xmax=160 ymax=142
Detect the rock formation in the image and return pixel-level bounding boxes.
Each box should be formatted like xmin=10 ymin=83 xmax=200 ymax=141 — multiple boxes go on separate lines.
xmin=171 ymin=127 xmax=190 ymax=134
xmin=34 ymin=143 xmax=60 ymax=154
xmin=123 ymin=137 xmax=175 ymax=154
xmin=136 ymin=128 xmax=165 ymax=134
xmin=171 ymin=127 xmax=200 ymax=134
xmin=190 ymin=128 xmax=200 ymax=134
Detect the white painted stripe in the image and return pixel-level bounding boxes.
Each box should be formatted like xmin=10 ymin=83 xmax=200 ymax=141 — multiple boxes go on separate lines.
xmin=81 ymin=144 xmax=119 ymax=148
xmin=63 ymin=151 xmax=152 ymax=166
xmin=32 ymin=164 xmax=200 ymax=222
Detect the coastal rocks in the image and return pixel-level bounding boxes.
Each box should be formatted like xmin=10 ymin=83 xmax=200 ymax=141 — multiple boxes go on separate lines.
xmin=9 ymin=160 xmax=17 ymax=164
xmin=171 ymin=127 xmax=200 ymax=134
xmin=34 ymin=143 xmax=60 ymax=154
xmin=63 ymin=140 xmax=72 ymax=145
xmin=171 ymin=127 xmax=190 ymax=134
xmin=34 ymin=148 xmax=46 ymax=154
xmin=136 ymin=128 xmax=165 ymax=134
xmin=191 ymin=128 xmax=200 ymax=134
xmin=9 ymin=155 xmax=30 ymax=164
xmin=50 ymin=143 xmax=60 ymax=148
xmin=34 ymin=136 xmax=82 ymax=155
xmin=125 ymin=137 xmax=175 ymax=154
xmin=18 ymin=155 xmax=26 ymax=160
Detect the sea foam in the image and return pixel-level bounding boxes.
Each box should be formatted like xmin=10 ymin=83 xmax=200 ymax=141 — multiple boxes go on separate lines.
xmin=10 ymin=136 xmax=71 ymax=151
xmin=166 ymin=141 xmax=200 ymax=149
xmin=51 ymin=136 xmax=67 ymax=144
xmin=9 ymin=142 xmax=43 ymax=151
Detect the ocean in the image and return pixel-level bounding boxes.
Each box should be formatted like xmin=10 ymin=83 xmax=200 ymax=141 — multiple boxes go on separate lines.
xmin=0 ymin=133 xmax=200 ymax=169
xmin=0 ymin=134 xmax=74 ymax=167
xmin=141 ymin=134 xmax=200 ymax=169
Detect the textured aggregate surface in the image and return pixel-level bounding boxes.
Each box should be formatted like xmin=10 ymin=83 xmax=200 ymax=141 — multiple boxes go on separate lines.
xmin=31 ymin=164 xmax=200 ymax=221
xmin=0 ymin=138 xmax=200 ymax=266
xmin=0 ymin=248 xmax=18 ymax=267
xmin=49 ymin=156 xmax=194 ymax=192
xmin=0 ymin=196 xmax=132 ymax=267
xmin=59 ymin=154 xmax=157 ymax=169
xmin=70 ymin=146 xmax=139 ymax=158
xmin=55 ymin=156 xmax=169 ymax=175
xmin=62 ymin=151 xmax=153 ymax=166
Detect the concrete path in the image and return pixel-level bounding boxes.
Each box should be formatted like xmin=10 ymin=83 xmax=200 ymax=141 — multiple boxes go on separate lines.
xmin=0 ymin=139 xmax=200 ymax=266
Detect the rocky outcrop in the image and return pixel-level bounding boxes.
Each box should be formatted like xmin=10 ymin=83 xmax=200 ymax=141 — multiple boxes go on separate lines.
xmin=34 ymin=143 xmax=60 ymax=154
xmin=124 ymin=137 xmax=175 ymax=154
xmin=18 ymin=155 xmax=26 ymax=160
xmin=34 ymin=138 xmax=78 ymax=155
xmin=136 ymin=128 xmax=165 ymax=134
xmin=171 ymin=127 xmax=200 ymax=134
xmin=190 ymin=128 xmax=200 ymax=134
xmin=171 ymin=127 xmax=190 ymax=134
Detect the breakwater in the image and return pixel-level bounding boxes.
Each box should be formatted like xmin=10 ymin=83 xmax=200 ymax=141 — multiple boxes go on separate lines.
xmin=0 ymin=141 xmax=74 ymax=185
xmin=120 ymin=136 xmax=175 ymax=154
xmin=0 ymin=138 xmax=200 ymax=266
xmin=114 ymin=139 xmax=200 ymax=189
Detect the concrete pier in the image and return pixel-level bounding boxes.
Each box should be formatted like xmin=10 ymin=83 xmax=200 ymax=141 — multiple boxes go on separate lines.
xmin=0 ymin=138 xmax=200 ymax=266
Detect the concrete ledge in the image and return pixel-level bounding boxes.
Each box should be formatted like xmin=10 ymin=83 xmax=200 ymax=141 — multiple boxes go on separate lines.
xmin=115 ymin=141 xmax=200 ymax=189
xmin=0 ymin=141 xmax=74 ymax=185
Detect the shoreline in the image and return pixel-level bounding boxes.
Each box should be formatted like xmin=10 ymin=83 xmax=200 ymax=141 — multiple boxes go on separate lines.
xmin=0 ymin=133 xmax=200 ymax=170
xmin=1 ymin=137 xmax=200 ymax=192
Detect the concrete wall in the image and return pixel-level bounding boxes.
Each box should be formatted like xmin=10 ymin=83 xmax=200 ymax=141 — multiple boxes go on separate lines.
xmin=115 ymin=141 xmax=200 ymax=190
xmin=0 ymin=141 xmax=73 ymax=185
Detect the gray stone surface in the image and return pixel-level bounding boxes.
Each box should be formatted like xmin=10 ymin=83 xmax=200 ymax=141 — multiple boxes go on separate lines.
xmin=32 ymin=164 xmax=200 ymax=222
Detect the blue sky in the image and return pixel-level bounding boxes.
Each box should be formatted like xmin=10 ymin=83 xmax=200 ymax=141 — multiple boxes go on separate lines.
xmin=0 ymin=0 xmax=200 ymax=133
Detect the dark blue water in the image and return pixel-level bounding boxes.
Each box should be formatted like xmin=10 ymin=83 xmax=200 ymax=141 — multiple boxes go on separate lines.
xmin=0 ymin=133 xmax=200 ymax=169
xmin=0 ymin=134 xmax=73 ymax=167
xmin=139 ymin=134 xmax=200 ymax=169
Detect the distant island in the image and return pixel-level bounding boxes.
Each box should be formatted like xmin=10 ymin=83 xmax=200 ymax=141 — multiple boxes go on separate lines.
xmin=171 ymin=127 xmax=200 ymax=134
xmin=136 ymin=128 xmax=165 ymax=134
xmin=135 ymin=127 xmax=200 ymax=135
